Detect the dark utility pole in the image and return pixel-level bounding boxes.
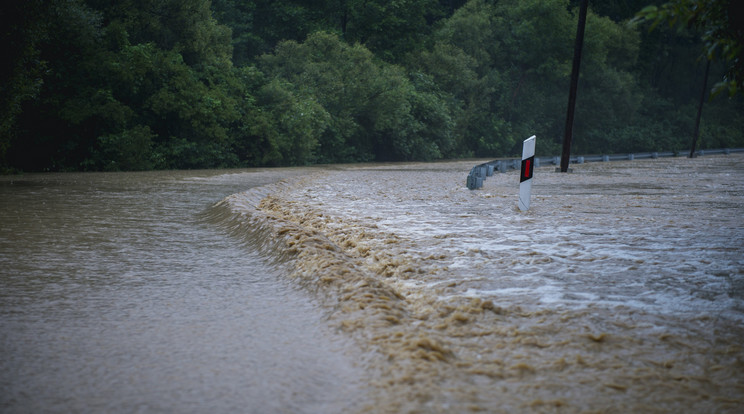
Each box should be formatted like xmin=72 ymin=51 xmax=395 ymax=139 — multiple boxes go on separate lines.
xmin=560 ymin=0 xmax=589 ymax=172
xmin=689 ymin=59 xmax=711 ymax=158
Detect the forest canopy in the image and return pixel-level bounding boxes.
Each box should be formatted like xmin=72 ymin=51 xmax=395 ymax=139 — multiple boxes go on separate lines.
xmin=1 ymin=0 xmax=743 ymax=172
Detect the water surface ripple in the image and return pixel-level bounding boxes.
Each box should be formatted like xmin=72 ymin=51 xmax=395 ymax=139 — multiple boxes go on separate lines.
xmin=227 ymin=155 xmax=744 ymax=413
xmin=0 ymin=169 xmax=365 ymax=414
xmin=3 ymin=155 xmax=743 ymax=413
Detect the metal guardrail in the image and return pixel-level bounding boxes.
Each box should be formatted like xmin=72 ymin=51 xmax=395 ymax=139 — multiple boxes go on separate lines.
xmin=466 ymin=148 xmax=744 ymax=190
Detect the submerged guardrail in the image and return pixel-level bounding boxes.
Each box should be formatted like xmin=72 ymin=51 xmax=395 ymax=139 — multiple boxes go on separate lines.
xmin=466 ymin=148 xmax=744 ymax=190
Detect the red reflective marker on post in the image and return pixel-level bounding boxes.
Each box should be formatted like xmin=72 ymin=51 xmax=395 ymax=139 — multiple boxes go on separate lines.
xmin=518 ymin=135 xmax=536 ymax=211
xmin=521 ymin=158 xmax=533 ymax=182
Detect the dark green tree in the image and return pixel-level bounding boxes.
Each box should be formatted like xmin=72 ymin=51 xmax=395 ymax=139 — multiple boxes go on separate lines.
xmin=634 ymin=0 xmax=744 ymax=97
xmin=7 ymin=0 xmax=248 ymax=171
xmin=211 ymin=0 xmax=326 ymax=66
xmin=261 ymin=32 xmax=455 ymax=162
xmin=0 ymin=0 xmax=50 ymax=170
xmin=4 ymin=0 xmax=742 ymax=172
xmin=8 ymin=0 xmax=112 ymax=170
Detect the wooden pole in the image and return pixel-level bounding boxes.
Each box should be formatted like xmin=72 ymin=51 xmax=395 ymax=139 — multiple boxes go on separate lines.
xmin=689 ymin=59 xmax=711 ymax=158
xmin=560 ymin=0 xmax=589 ymax=172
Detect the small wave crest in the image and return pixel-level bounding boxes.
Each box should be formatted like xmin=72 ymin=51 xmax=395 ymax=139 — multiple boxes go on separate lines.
xmin=201 ymin=164 xmax=744 ymax=413
xmin=200 ymin=177 xmax=518 ymax=411
xmin=201 ymin=179 xmax=420 ymax=332
xmin=201 ymin=184 xmax=293 ymax=264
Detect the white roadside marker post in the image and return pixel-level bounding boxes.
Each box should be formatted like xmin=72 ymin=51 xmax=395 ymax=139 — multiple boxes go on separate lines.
xmin=518 ymin=135 xmax=536 ymax=211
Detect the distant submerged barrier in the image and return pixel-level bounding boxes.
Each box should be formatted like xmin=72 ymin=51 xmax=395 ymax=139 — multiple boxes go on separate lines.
xmin=466 ymin=148 xmax=744 ymax=190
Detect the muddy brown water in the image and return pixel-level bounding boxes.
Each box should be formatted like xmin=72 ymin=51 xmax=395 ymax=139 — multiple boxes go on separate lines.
xmin=0 ymin=169 xmax=366 ymax=413
xmin=2 ymin=155 xmax=743 ymax=413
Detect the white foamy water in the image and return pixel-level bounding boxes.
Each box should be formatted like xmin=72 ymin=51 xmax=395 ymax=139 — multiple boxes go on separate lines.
xmin=10 ymin=156 xmax=738 ymax=413
xmin=288 ymin=157 xmax=744 ymax=321
xmin=236 ymin=155 xmax=743 ymax=412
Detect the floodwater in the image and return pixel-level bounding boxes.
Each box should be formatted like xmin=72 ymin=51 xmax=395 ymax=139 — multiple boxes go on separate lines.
xmin=2 ymin=155 xmax=744 ymax=413
xmin=0 ymin=169 xmax=366 ymax=413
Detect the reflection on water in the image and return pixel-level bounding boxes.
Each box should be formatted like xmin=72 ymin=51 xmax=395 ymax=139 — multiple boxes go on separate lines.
xmin=220 ymin=155 xmax=744 ymax=412
xmin=0 ymin=170 xmax=365 ymax=413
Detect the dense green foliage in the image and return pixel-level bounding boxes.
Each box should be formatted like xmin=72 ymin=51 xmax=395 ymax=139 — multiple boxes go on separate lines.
xmin=1 ymin=0 xmax=742 ymax=171
xmin=634 ymin=0 xmax=744 ymax=97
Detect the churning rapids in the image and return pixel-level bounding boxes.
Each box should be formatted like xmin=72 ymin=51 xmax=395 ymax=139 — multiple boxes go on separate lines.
xmin=2 ymin=155 xmax=743 ymax=413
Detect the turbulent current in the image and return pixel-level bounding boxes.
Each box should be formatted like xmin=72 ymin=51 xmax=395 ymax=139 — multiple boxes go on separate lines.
xmin=2 ymin=155 xmax=744 ymax=413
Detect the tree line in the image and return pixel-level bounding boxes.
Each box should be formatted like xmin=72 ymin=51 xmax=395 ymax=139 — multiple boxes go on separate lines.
xmin=1 ymin=0 xmax=743 ymax=172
